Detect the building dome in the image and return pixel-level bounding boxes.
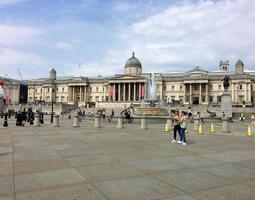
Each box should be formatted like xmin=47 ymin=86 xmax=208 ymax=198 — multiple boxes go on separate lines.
xmin=125 ymin=52 xmax=142 ymax=68
xmin=235 ymin=60 xmax=244 ymax=66
xmin=49 ymin=67 xmax=57 ymax=81
xmin=50 ymin=68 xmax=56 ymax=74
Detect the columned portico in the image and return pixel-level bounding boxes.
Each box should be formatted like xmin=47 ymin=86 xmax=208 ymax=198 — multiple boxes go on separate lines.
xmin=184 ymin=80 xmax=209 ymax=105
xmin=68 ymin=83 xmax=87 ymax=105
xmin=108 ymin=80 xmax=145 ymax=102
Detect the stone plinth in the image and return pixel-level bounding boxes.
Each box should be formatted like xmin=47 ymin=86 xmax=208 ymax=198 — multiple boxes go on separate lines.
xmin=140 ymin=118 xmax=148 ymax=130
xmin=34 ymin=114 xmax=40 ymax=127
xmin=193 ymin=117 xmax=200 ymax=132
xmin=117 ymin=117 xmax=124 ymax=129
xmin=222 ymin=117 xmax=230 ymax=133
xmin=73 ymin=115 xmax=80 ymax=128
xmin=221 ymin=91 xmax=233 ymax=119
xmin=53 ymin=115 xmax=60 ymax=127
xmin=94 ymin=116 xmax=101 ymax=128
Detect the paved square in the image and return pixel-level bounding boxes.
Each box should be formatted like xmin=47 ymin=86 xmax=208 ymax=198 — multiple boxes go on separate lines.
xmin=0 ymin=118 xmax=255 ymax=200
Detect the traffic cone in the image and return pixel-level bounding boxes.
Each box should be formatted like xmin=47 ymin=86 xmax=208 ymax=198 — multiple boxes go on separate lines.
xmin=210 ymin=123 xmax=215 ymax=133
xmin=164 ymin=122 xmax=169 ymax=133
xmin=197 ymin=123 xmax=204 ymax=134
xmin=247 ymin=125 xmax=253 ymax=137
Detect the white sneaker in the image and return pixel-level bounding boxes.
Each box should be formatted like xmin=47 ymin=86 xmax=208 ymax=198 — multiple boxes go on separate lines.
xmin=171 ymin=139 xmax=177 ymax=143
xmin=182 ymin=142 xmax=187 ymax=146
xmin=177 ymin=141 xmax=182 ymax=144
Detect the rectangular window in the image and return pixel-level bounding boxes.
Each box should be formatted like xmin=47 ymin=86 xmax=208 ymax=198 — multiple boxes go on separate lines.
xmin=218 ymin=85 xmax=221 ymax=90
xmin=239 ymin=85 xmax=242 ymax=90
xmin=194 ymin=85 xmax=198 ymax=91
xmin=172 ymin=86 xmax=174 ymax=91
xmin=209 ymin=96 xmax=213 ymax=102
xmin=180 ymin=86 xmax=182 ymax=91
xmin=96 ymin=87 xmax=99 ymax=92
xmin=62 ymin=88 xmax=64 ymax=92
xmin=209 ymin=85 xmax=213 ymax=90
xmin=217 ymin=96 xmax=221 ymax=103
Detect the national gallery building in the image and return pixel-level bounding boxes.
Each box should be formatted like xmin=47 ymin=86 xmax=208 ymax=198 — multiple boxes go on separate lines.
xmin=27 ymin=52 xmax=255 ymax=108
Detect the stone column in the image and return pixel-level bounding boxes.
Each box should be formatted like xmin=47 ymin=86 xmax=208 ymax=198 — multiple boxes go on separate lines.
xmin=128 ymin=83 xmax=131 ymax=101
xmin=84 ymin=86 xmax=87 ymax=102
xmin=199 ymin=83 xmax=202 ymax=104
xmin=183 ymin=84 xmax=186 ymax=104
xmin=123 ymin=83 xmax=126 ymax=101
xmin=231 ymin=83 xmax=234 ymax=102
xmin=189 ymin=84 xmax=192 ymax=104
xmin=244 ymin=83 xmax=247 ymax=103
xmin=134 ymin=83 xmax=136 ymax=101
xmin=103 ymin=86 xmax=106 ymax=101
xmin=248 ymin=83 xmax=251 ymax=103
xmin=72 ymin=86 xmax=75 ymax=102
xmin=144 ymin=83 xmax=147 ymax=100
xmin=138 ymin=83 xmax=141 ymax=101
xmin=205 ymin=84 xmax=208 ymax=104
xmin=118 ymin=83 xmax=121 ymax=102
xmin=113 ymin=83 xmax=116 ymax=101
xmin=79 ymin=87 xmax=82 ymax=103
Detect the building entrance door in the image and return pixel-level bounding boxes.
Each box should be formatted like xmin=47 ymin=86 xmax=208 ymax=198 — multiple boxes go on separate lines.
xmin=192 ymin=97 xmax=199 ymax=105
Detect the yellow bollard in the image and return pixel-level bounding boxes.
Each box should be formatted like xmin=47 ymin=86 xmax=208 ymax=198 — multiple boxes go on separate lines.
xmin=164 ymin=122 xmax=169 ymax=133
xmin=197 ymin=123 xmax=204 ymax=134
xmin=247 ymin=125 xmax=253 ymax=137
xmin=210 ymin=123 xmax=215 ymax=134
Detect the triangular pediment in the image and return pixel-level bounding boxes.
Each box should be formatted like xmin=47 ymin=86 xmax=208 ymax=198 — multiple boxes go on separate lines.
xmin=188 ymin=66 xmax=208 ymax=74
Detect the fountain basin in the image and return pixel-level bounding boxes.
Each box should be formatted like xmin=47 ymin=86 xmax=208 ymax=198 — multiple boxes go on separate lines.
xmin=134 ymin=107 xmax=169 ymax=117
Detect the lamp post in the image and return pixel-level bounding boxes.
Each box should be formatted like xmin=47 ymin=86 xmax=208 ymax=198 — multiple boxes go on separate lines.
xmin=49 ymin=68 xmax=56 ymax=123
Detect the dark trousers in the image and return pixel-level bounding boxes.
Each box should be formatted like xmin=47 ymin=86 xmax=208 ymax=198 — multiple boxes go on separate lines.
xmin=180 ymin=128 xmax=186 ymax=143
xmin=173 ymin=125 xmax=181 ymax=140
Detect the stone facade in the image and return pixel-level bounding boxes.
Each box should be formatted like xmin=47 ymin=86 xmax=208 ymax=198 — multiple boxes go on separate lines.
xmin=27 ymin=54 xmax=255 ymax=108
xmin=0 ymin=77 xmax=27 ymax=105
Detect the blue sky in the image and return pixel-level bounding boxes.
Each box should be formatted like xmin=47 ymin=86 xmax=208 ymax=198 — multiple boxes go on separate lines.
xmin=0 ymin=0 xmax=254 ymax=79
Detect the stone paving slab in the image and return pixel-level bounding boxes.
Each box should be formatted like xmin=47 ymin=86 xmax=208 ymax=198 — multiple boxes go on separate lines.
xmin=153 ymin=168 xmax=234 ymax=193
xmin=94 ymin=175 xmax=185 ymax=200
xmin=77 ymin=161 xmax=144 ymax=182
xmin=16 ymin=183 xmax=108 ymax=200
xmin=15 ymin=168 xmax=86 ymax=192
xmin=0 ymin=118 xmax=255 ymax=200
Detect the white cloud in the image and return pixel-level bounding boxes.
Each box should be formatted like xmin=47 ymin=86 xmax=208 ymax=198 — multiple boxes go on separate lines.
xmin=121 ymin=0 xmax=255 ymax=72
xmin=0 ymin=23 xmax=42 ymax=46
xmin=0 ymin=48 xmax=42 ymax=65
xmin=0 ymin=0 xmax=25 ymax=6
xmin=55 ymin=42 xmax=73 ymax=49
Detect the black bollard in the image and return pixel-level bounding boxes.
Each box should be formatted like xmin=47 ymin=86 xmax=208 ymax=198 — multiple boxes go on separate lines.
xmin=3 ymin=113 xmax=8 ymax=127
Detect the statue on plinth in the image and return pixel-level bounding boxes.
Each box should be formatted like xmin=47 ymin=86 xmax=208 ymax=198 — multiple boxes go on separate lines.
xmin=223 ymin=75 xmax=230 ymax=91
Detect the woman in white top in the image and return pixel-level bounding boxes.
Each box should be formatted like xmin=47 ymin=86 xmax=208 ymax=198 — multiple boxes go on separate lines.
xmin=178 ymin=111 xmax=187 ymax=145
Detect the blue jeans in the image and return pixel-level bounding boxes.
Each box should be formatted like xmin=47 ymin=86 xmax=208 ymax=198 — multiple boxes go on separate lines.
xmin=180 ymin=128 xmax=186 ymax=143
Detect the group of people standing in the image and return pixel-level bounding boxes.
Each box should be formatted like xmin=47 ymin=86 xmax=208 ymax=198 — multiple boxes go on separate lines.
xmin=171 ymin=109 xmax=187 ymax=146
